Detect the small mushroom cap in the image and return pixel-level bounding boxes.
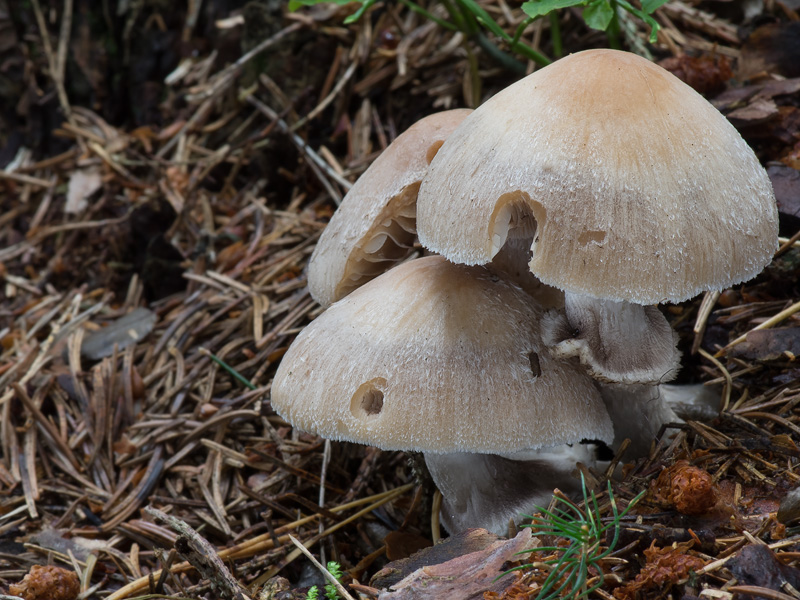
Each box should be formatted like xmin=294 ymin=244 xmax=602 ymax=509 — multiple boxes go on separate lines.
xmin=308 ymin=109 xmax=472 ymax=308
xmin=271 ymin=256 xmax=613 ymax=454
xmin=417 ymin=49 xmax=778 ymax=304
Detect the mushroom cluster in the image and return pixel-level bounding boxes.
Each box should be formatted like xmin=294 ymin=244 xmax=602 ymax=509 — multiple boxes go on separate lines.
xmin=270 ymin=49 xmax=778 ymax=534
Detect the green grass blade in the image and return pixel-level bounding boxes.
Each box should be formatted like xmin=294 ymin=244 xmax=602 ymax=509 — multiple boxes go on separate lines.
xmin=456 ymin=0 xmax=511 ymax=40
xmin=397 ymin=0 xmax=458 ymax=30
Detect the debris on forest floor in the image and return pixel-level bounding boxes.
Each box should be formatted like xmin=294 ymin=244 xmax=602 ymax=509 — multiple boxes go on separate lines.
xmin=8 ymin=564 xmax=80 ymax=600
xmin=374 ymin=528 xmax=537 ymax=599
xmin=1 ymin=1 xmax=800 ymax=599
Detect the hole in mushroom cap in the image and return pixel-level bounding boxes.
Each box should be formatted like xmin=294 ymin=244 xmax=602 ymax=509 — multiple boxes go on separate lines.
xmin=528 ymin=351 xmax=541 ymax=378
xmin=426 ymin=140 xmax=445 ymax=164
xmin=578 ymin=230 xmax=606 ymax=246
xmin=489 ymin=191 xmax=545 ymax=258
xmin=350 ymin=378 xmax=387 ymax=418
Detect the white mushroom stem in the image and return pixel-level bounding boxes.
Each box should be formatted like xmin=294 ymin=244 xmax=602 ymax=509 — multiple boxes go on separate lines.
xmin=542 ymin=293 xmax=681 ymax=385
xmin=423 ymin=383 xmax=722 ymax=535
xmin=599 ymin=384 xmax=680 ymax=458
xmin=600 ymin=382 xmax=721 ymax=458
xmin=424 ymin=444 xmax=596 ymax=536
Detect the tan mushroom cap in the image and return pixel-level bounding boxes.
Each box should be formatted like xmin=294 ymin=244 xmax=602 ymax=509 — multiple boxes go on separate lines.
xmin=417 ymin=49 xmax=778 ymax=305
xmin=308 ymin=109 xmax=472 ymax=308
xmin=271 ymin=256 xmax=613 ymax=454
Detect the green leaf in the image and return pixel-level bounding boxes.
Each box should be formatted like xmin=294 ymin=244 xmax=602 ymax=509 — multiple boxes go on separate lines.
xmin=521 ymin=0 xmax=586 ymax=19
xmin=456 ymin=0 xmax=510 ymax=40
xmin=288 ymin=0 xmax=356 ymax=9
xmin=343 ymin=0 xmax=376 ymax=23
xmin=641 ymin=0 xmax=670 ymax=12
xmin=617 ymin=0 xmax=661 ymax=42
xmin=582 ymin=0 xmax=614 ymax=32
xmin=288 ymin=0 xmax=374 ymax=23
xmin=640 ymin=12 xmax=661 ymax=42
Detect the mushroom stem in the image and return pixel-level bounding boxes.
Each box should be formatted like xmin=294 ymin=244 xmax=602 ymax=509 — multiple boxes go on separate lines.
xmin=424 ymin=444 xmax=596 ymax=536
xmin=599 ymin=383 xmax=680 ymax=458
xmin=542 ymin=293 xmax=681 ymax=385
xmin=599 ymin=382 xmax=721 ymax=458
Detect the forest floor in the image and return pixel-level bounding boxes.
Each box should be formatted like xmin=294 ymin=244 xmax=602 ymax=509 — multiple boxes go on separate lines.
xmin=2 ymin=1 xmax=800 ymax=599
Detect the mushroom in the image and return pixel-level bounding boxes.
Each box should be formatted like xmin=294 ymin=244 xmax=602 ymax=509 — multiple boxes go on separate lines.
xmin=541 ymin=294 xmax=680 ymax=385
xmin=307 ymin=109 xmax=472 ymax=308
xmin=599 ymin=382 xmax=723 ymax=457
xmin=271 ymin=255 xmax=613 ymax=533
xmin=416 ymin=49 xmax=778 ymax=386
xmin=425 ymin=444 xmax=597 ymax=535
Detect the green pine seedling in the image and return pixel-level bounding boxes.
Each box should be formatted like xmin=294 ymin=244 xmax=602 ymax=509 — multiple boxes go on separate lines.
xmin=511 ymin=476 xmax=644 ymax=600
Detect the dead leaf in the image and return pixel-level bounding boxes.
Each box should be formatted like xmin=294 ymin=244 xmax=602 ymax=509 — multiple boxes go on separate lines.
xmin=384 ymin=530 xmax=433 ymax=561
xmin=768 ymin=165 xmax=800 ymax=231
xmin=729 ymin=327 xmax=800 ymax=361
xmin=728 ymin=544 xmax=800 ymax=594
xmin=377 ymin=528 xmax=537 ymax=600
xmin=712 ymin=78 xmax=800 ymax=112
xmin=726 ymin=97 xmax=780 ymax=126
xmin=65 ymin=167 xmax=103 ymax=214
xmin=372 ymin=528 xmax=502 ymax=590
xmin=659 ymin=54 xmax=732 ymax=95
xmin=778 ymin=487 xmax=800 ymax=525
xmin=80 ymin=307 xmax=158 ymax=361
xmin=739 ymin=22 xmax=800 ymax=80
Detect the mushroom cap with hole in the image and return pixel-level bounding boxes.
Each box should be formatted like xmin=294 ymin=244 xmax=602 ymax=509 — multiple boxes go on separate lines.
xmin=271 ymin=255 xmax=613 ymax=454
xmin=416 ymin=49 xmax=778 ymax=305
xmin=307 ymin=109 xmax=472 ymax=308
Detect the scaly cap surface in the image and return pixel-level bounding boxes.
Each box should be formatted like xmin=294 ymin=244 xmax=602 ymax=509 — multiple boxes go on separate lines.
xmin=272 ymin=256 xmax=613 ymax=453
xmin=417 ymin=49 xmax=778 ymax=304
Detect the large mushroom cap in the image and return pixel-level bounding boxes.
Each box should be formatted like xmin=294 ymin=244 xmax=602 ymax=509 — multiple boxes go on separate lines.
xmin=308 ymin=109 xmax=472 ymax=308
xmin=271 ymin=256 xmax=613 ymax=454
xmin=417 ymin=49 xmax=778 ymax=305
